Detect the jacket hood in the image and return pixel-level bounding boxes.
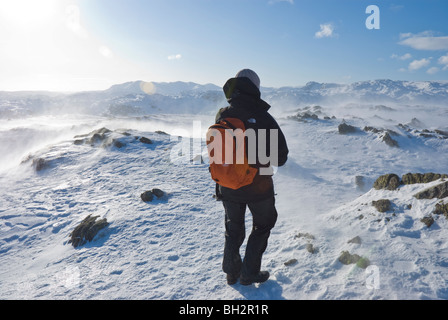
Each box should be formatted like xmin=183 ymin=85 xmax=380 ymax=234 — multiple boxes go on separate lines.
xmin=223 ymin=77 xmax=261 ymax=101
xmin=222 ymin=77 xmax=271 ymax=112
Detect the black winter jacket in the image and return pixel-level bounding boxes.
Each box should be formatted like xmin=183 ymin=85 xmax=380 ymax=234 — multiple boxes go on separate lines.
xmin=214 ymin=77 xmax=289 ymax=203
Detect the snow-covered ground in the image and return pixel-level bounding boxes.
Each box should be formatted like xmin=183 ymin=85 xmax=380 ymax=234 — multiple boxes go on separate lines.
xmin=1 ymin=81 xmax=448 ymax=300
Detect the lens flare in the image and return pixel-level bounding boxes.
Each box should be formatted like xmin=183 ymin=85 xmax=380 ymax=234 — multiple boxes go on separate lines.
xmin=140 ymin=81 xmax=157 ymax=95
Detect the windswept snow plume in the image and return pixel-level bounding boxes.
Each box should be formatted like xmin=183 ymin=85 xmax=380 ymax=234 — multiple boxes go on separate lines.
xmin=1 ymin=80 xmax=448 ymax=300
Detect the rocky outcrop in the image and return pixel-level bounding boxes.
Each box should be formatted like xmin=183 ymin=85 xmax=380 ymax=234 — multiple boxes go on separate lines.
xmin=69 ymin=215 xmax=109 ymax=248
xmin=402 ymin=173 xmax=448 ymax=185
xmin=363 ymin=126 xmax=399 ymax=147
xmin=287 ymin=105 xmax=333 ymax=122
xmin=374 ymin=173 xmax=447 ymax=191
xmin=414 ymin=181 xmax=448 ymax=200
xmin=373 ymin=174 xmax=401 ymax=190
xmin=74 ymin=127 xmax=155 ymax=150
xmin=338 ymin=122 xmax=358 ymax=134
xmin=434 ymin=201 xmax=448 ymax=217
xmin=382 ymin=132 xmax=399 ymax=148
xmin=74 ymin=127 xmax=123 ymax=148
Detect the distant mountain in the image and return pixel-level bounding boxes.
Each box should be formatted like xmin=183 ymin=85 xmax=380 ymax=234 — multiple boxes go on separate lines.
xmin=1 ymin=79 xmax=447 ymax=118
xmin=105 ymin=81 xmax=221 ymax=97
xmin=262 ymin=79 xmax=448 ymax=108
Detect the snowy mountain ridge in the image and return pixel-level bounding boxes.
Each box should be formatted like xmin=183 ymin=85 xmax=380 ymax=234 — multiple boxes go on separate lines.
xmin=1 ymin=79 xmax=447 ymax=119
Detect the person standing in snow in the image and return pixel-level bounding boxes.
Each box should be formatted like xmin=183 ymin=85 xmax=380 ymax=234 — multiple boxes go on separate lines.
xmin=213 ymin=69 xmax=289 ymax=286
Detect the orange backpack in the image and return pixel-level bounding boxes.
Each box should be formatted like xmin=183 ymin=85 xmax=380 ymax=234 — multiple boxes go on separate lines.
xmin=206 ymin=118 xmax=258 ymax=190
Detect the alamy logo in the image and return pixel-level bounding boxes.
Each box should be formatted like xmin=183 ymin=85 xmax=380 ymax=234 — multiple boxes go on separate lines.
xmin=206 ymin=126 xmax=279 ymax=176
xmin=365 ymin=265 xmax=380 ymax=290
xmin=366 ymin=5 xmax=380 ymax=30
xmin=169 ymin=121 xmax=280 ymax=176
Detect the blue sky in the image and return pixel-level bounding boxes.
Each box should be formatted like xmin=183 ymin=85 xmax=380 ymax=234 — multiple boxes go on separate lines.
xmin=0 ymin=0 xmax=447 ymax=91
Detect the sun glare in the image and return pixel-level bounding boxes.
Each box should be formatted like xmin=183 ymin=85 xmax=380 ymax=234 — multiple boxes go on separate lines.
xmin=0 ymin=0 xmax=60 ymax=25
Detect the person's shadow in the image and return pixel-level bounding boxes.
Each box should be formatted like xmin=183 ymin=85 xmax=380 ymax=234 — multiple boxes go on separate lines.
xmin=231 ymin=279 xmax=285 ymax=300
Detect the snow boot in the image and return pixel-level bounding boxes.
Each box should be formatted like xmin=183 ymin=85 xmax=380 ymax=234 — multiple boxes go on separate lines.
xmin=226 ymin=273 xmax=240 ymax=285
xmin=239 ymin=271 xmax=270 ymax=286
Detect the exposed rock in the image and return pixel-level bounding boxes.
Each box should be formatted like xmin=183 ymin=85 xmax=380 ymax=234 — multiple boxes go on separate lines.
xmin=370 ymin=105 xmax=395 ymax=112
xmin=69 ymin=215 xmax=109 ymax=248
xmin=420 ymin=216 xmax=434 ymax=228
xmin=151 ymin=188 xmax=165 ymax=198
xmin=306 ymin=243 xmax=316 ymax=254
xmin=372 ymin=199 xmax=391 ymax=212
xmin=373 ymin=174 xmax=400 ymax=190
xmin=73 ymin=127 xmax=128 ymax=148
xmin=414 ymin=181 xmax=448 ymax=200
xmin=141 ymin=188 xmax=165 ymax=202
xmin=363 ymin=126 xmax=381 ymax=134
xmin=141 ymin=191 xmax=154 ymax=202
xmin=420 ymin=132 xmax=436 ymax=139
xmin=32 ymin=158 xmax=50 ymax=172
xmin=139 ymin=137 xmax=153 ymax=144
xmin=295 ymin=232 xmax=315 ymax=240
xmin=435 ymin=129 xmax=448 ymax=137
xmin=356 ymin=257 xmax=371 ymax=269
xmin=74 ymin=139 xmax=84 ymax=145
xmin=413 ymin=128 xmax=448 ymax=140
xmin=338 ymin=251 xmax=370 ymax=269
xmin=288 ymin=112 xmax=319 ymax=122
xmin=284 ymin=259 xmax=298 ymax=266
xmin=434 ymin=201 xmax=448 ymax=218
xmin=402 ymin=173 xmax=447 ymax=185
xmin=382 ymin=132 xmax=399 ymax=147
xmin=113 ymin=139 xmax=124 ymax=148
xmin=348 ymin=236 xmax=362 ymax=245
xmin=338 ymin=122 xmax=357 ymax=134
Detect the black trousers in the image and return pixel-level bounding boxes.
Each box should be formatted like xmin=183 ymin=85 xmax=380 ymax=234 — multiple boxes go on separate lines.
xmin=222 ymin=196 xmax=278 ymax=278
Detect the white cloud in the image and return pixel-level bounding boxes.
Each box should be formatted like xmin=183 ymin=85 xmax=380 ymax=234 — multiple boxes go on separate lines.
xmin=427 ymin=67 xmax=439 ymax=75
xmin=168 ymin=54 xmax=182 ymax=60
xmin=391 ymin=53 xmax=412 ymax=60
xmin=408 ymin=58 xmax=431 ymax=71
xmin=439 ymin=53 xmax=448 ymax=70
xmin=315 ymin=24 xmax=335 ymax=39
xmin=399 ymin=32 xmax=448 ymax=50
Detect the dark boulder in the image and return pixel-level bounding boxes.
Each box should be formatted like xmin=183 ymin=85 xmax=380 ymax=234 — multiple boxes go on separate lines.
xmin=434 ymin=201 xmax=448 ymax=218
xmin=139 ymin=137 xmax=153 ymax=144
xmin=420 ymin=216 xmax=435 ymax=228
xmin=338 ymin=251 xmax=370 ymax=269
xmin=32 ymin=158 xmax=50 ymax=172
xmin=338 ymin=122 xmax=357 ymax=134
xmin=373 ymin=174 xmax=400 ymax=190
xmin=372 ymin=199 xmax=391 ymax=212
xmin=69 ymin=215 xmax=109 ymax=248
xmin=141 ymin=188 xmax=165 ymax=202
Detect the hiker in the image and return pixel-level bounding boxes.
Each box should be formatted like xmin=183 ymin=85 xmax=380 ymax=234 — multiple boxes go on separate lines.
xmin=212 ymin=69 xmax=289 ymax=285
